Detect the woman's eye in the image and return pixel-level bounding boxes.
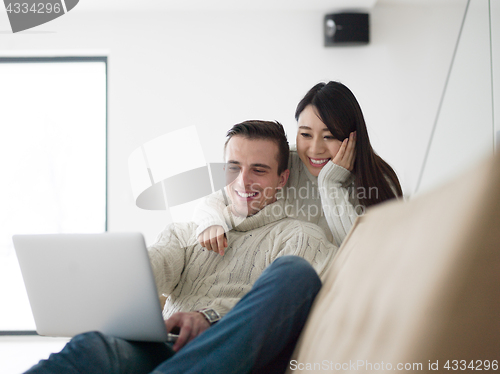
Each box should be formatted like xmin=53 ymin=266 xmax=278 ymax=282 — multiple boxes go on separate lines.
xmin=324 ymin=135 xmax=335 ymax=140
xmin=300 ymin=133 xmax=312 ymax=138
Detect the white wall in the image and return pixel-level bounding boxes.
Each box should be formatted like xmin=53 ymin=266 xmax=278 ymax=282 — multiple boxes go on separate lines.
xmin=417 ymin=0 xmax=497 ymax=193
xmin=0 ymin=1 xmax=469 ymax=244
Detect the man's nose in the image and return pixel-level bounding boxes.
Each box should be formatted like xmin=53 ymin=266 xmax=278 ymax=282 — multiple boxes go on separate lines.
xmin=238 ymin=169 xmax=252 ymax=187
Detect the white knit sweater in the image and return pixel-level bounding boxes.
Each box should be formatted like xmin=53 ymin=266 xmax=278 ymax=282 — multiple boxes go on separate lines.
xmin=193 ymin=147 xmax=360 ymax=247
xmin=148 ymin=199 xmax=337 ymax=320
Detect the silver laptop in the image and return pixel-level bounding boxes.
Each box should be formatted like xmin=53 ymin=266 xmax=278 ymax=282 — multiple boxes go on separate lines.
xmin=12 ymin=232 xmax=169 ymax=342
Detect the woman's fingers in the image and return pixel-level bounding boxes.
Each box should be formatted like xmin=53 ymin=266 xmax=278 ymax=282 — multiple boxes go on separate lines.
xmin=333 ymin=132 xmax=356 ymax=171
xmin=332 ymin=131 xmax=356 ymax=171
xmin=344 ymin=131 xmax=356 ymax=170
xmin=333 ymin=138 xmax=348 ymax=166
xmin=197 ymin=226 xmax=227 ymax=255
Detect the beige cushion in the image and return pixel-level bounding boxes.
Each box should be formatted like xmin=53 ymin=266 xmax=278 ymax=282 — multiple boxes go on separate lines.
xmin=288 ymin=152 xmax=500 ymax=373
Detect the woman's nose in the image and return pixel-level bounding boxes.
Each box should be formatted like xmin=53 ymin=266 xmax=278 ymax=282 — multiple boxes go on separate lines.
xmin=310 ymin=137 xmax=326 ymax=154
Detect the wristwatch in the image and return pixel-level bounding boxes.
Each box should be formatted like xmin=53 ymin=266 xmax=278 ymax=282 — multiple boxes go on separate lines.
xmin=198 ymin=308 xmax=221 ymax=325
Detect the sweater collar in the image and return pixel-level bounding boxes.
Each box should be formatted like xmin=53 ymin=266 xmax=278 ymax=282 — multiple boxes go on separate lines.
xmin=302 ymin=161 xmax=319 ymax=185
xmin=290 ymin=145 xmax=318 ymax=185
xmin=224 ymin=199 xmax=287 ymax=232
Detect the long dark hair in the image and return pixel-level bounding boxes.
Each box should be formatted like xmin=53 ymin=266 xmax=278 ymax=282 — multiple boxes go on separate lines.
xmin=295 ymin=81 xmax=403 ymax=207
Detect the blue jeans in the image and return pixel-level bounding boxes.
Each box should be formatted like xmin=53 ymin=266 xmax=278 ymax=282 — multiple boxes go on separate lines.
xmin=25 ymin=256 xmax=322 ymax=374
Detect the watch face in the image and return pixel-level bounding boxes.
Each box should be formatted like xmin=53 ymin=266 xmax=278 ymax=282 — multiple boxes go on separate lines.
xmin=206 ymin=310 xmax=217 ymax=319
xmin=201 ymin=308 xmax=220 ymax=324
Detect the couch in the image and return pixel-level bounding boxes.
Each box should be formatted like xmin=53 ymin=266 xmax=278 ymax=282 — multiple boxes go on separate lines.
xmin=287 ymin=152 xmax=500 ymax=373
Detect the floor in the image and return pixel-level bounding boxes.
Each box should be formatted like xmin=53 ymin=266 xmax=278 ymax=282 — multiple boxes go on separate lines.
xmin=0 ymin=336 xmax=69 ymax=374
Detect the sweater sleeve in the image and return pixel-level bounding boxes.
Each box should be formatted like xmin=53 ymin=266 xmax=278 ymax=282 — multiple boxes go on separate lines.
xmin=192 ymin=189 xmax=232 ymax=238
xmin=317 ymin=161 xmax=359 ymax=247
xmin=147 ymin=223 xmax=192 ymax=299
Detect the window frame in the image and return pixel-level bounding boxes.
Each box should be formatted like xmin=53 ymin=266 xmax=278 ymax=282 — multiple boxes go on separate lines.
xmin=0 ymin=56 xmax=108 ymax=336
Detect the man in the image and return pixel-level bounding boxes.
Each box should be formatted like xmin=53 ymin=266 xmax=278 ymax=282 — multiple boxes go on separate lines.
xmin=26 ymin=120 xmax=338 ymax=374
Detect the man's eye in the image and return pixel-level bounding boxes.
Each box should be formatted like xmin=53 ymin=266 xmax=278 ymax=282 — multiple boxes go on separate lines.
xmin=228 ymin=167 xmax=240 ymax=172
xmin=254 ymin=169 xmax=265 ymax=174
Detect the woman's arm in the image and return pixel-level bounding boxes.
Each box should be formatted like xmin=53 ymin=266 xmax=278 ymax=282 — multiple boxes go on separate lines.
xmin=192 ymin=189 xmax=231 ymax=254
xmin=318 ymin=132 xmax=359 ymax=246
xmin=193 ymin=189 xmax=230 ymax=235
xmin=317 ymin=161 xmax=360 ymax=246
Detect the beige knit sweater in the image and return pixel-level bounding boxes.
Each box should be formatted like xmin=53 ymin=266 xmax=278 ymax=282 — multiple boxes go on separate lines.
xmin=194 ymin=147 xmax=360 ymax=247
xmin=148 ymin=199 xmax=338 ymax=320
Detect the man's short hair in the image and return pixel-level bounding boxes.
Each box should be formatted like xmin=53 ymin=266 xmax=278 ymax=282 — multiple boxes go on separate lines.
xmin=224 ymin=120 xmax=289 ymax=175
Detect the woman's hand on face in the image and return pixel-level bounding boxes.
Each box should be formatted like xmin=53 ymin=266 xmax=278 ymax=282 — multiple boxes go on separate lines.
xmin=332 ymin=131 xmax=356 ymax=171
xmin=197 ymin=225 xmax=228 ymax=256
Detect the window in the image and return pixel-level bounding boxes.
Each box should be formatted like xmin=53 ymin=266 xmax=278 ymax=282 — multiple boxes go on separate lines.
xmin=0 ymin=57 xmax=107 ymax=333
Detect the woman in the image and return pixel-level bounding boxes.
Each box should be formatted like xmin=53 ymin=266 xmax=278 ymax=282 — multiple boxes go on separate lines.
xmin=196 ymin=81 xmax=403 ymax=252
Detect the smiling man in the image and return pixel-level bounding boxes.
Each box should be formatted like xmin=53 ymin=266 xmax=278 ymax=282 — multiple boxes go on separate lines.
xmin=26 ymin=120 xmax=338 ymax=374
xmin=224 ymin=124 xmax=289 ymax=218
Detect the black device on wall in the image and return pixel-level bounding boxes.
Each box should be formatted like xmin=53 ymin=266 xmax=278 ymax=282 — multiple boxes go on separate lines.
xmin=324 ymin=12 xmax=369 ymax=46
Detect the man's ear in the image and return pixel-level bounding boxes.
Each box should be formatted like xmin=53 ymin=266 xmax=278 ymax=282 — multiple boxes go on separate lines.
xmin=277 ymin=169 xmax=290 ymax=189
